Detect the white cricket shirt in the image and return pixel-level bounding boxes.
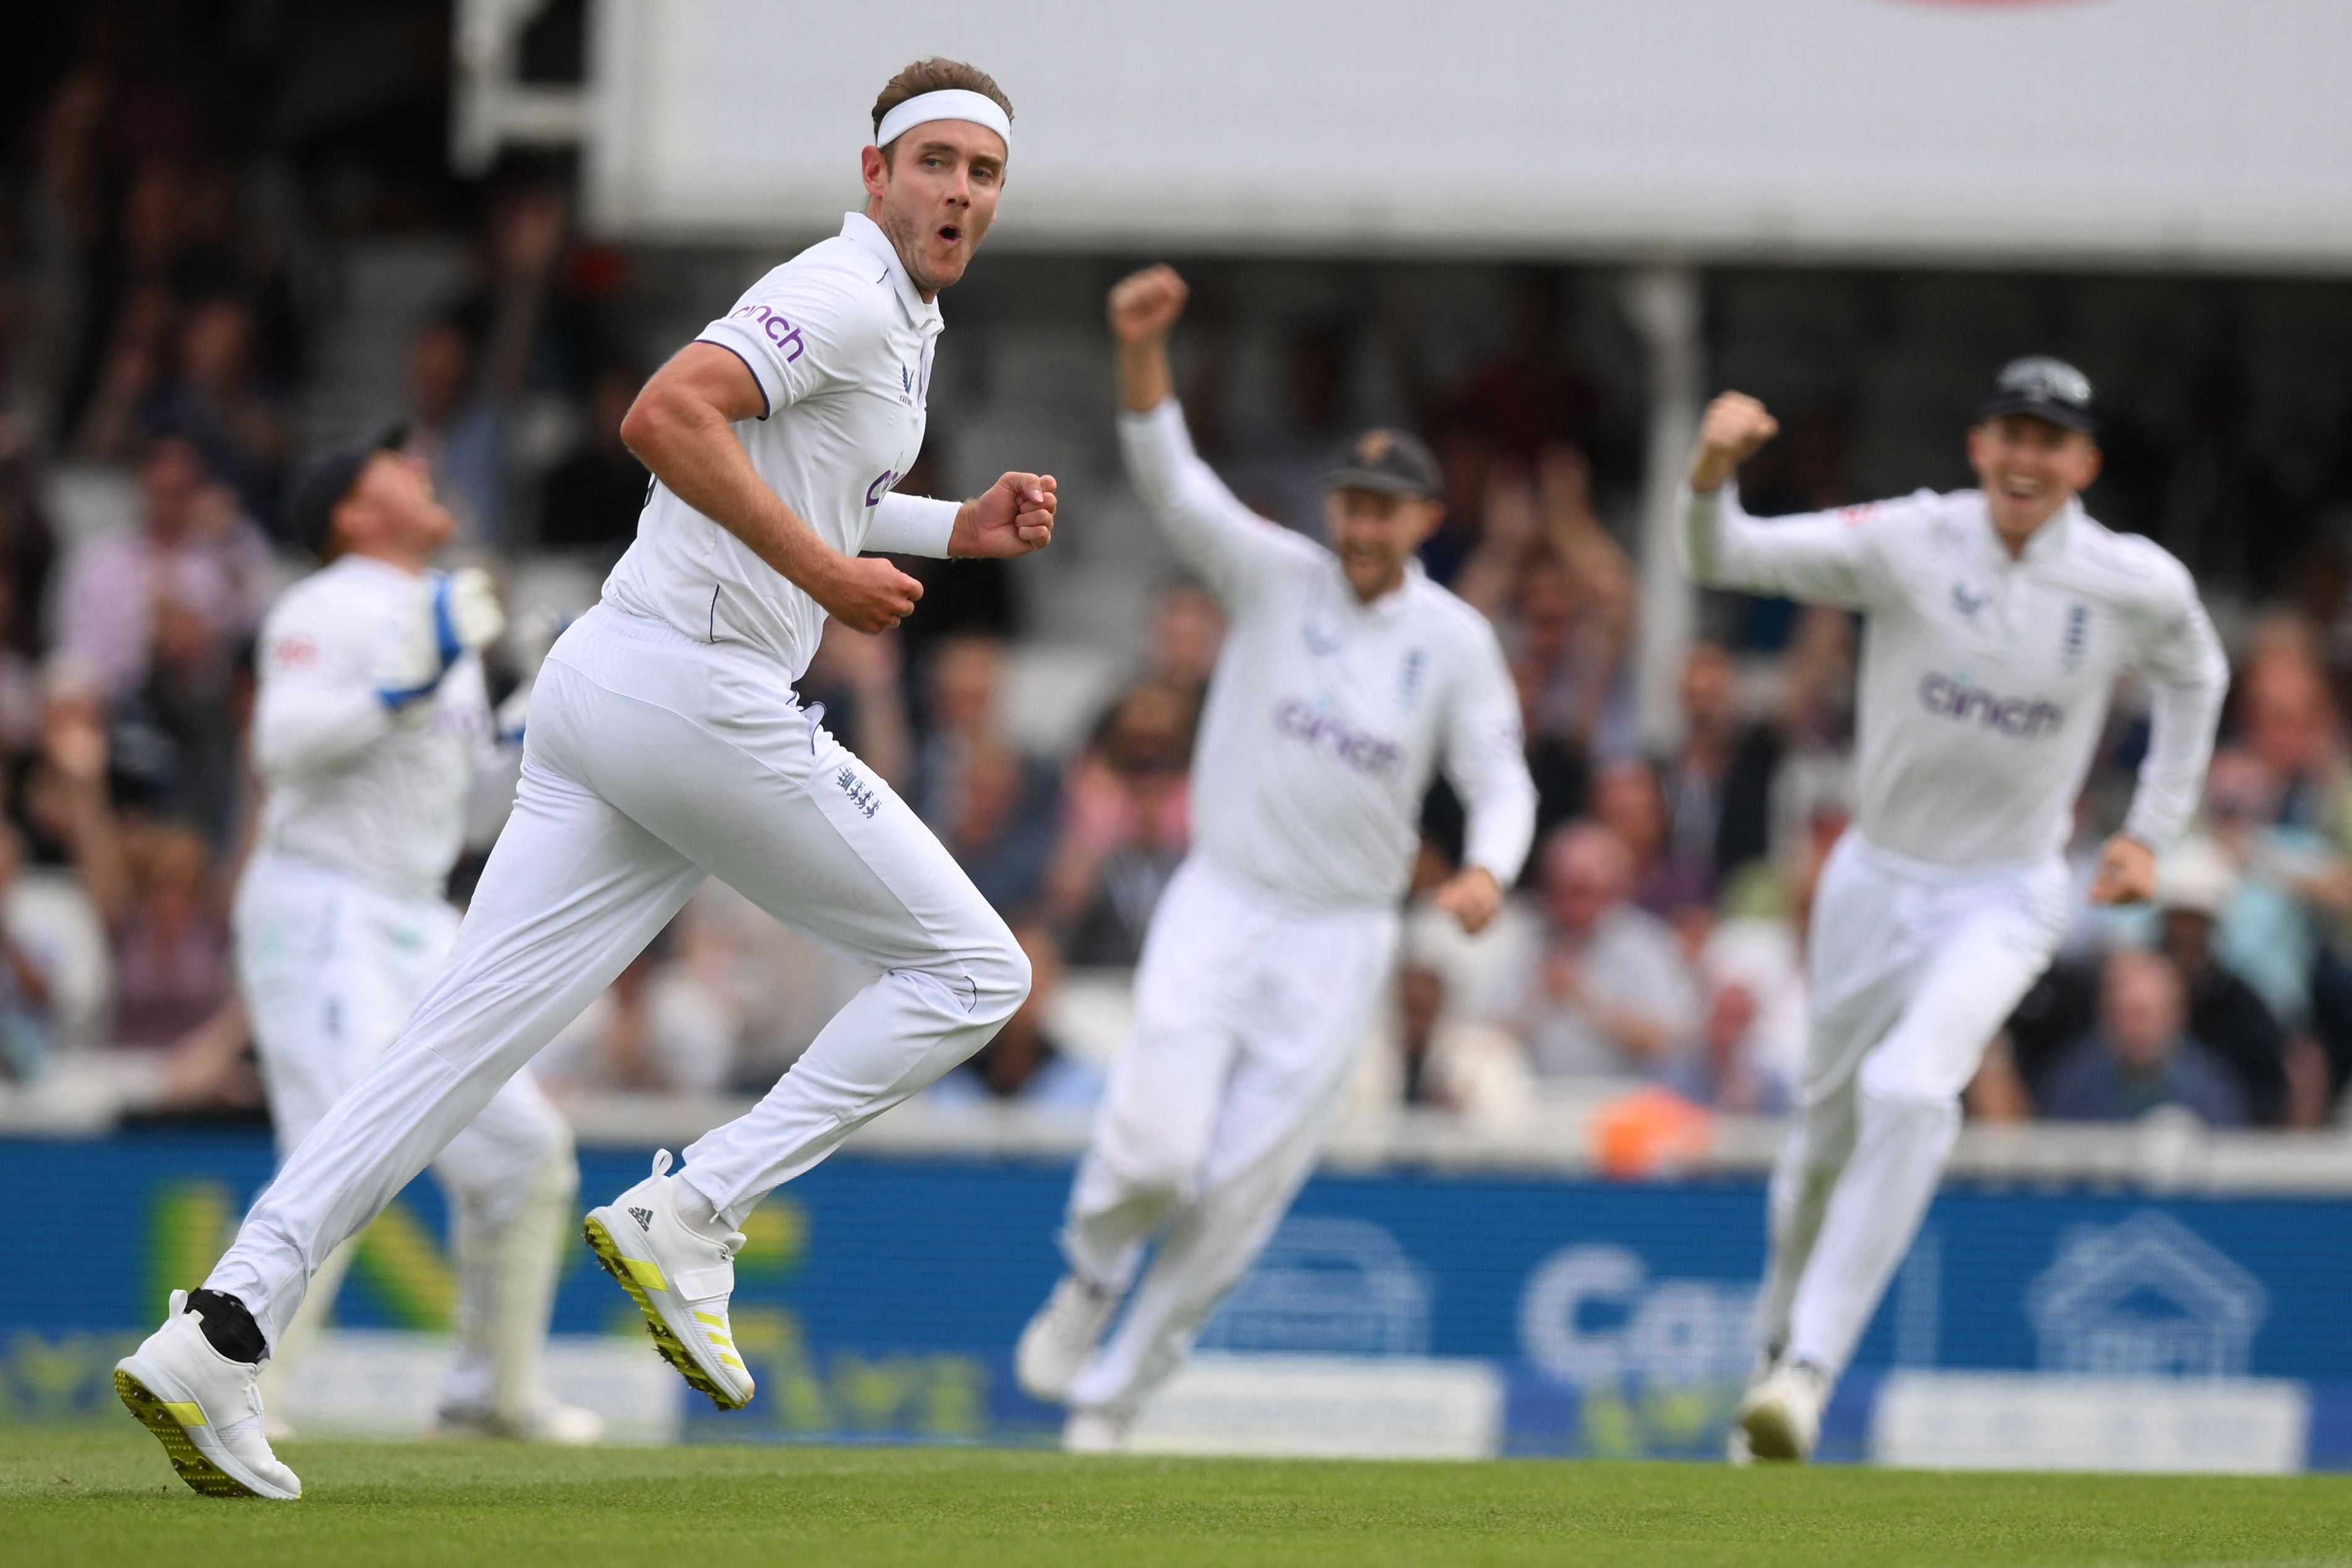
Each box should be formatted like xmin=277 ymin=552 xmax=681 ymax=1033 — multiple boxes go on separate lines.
xmin=603 ymin=212 xmax=960 ymax=679
xmin=250 ymin=556 xmax=498 ymax=900
xmin=1122 ymin=400 xmax=1538 ymax=911
xmin=1681 ymin=485 xmax=2228 ymax=867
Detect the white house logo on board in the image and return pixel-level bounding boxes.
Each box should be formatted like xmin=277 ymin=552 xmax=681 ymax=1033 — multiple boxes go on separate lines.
xmin=1197 ymin=1215 xmax=1431 ymax=1358
xmin=2025 ymin=1211 xmax=2268 ymax=1377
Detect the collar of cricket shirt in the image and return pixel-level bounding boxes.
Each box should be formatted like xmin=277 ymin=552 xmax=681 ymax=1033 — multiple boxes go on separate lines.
xmin=839 ymin=212 xmax=942 ymax=333
xmin=1337 ymin=554 xmax=1427 ymax=618
xmin=1980 ymin=492 xmax=2078 ymax=570
xmin=2022 ymin=496 xmax=2081 ymax=566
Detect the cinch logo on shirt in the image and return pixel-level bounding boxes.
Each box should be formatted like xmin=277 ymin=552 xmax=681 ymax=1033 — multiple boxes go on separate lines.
xmin=1275 ymin=699 xmax=1402 ymax=776
xmin=428 ymin=703 xmax=489 ymax=740
xmin=731 ymin=303 xmax=806 ymax=363
xmin=1917 ymin=672 xmax=2064 ymax=738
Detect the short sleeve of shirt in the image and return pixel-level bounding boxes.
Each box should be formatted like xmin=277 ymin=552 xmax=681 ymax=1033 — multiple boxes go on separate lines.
xmin=694 ymin=265 xmax=869 ymax=418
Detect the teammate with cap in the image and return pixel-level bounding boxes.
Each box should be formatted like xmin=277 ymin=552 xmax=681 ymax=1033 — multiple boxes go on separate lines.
xmin=239 ymin=431 xmax=599 ymax=1449
xmin=116 ymin=58 xmax=1057 ymax=1499
xmin=1685 ymin=358 xmax=2229 ymax=1461
xmin=1013 ymin=265 xmax=1536 ymax=1450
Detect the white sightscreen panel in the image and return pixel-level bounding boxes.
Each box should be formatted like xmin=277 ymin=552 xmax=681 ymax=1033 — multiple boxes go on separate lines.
xmin=586 ymin=0 xmax=2352 ymax=268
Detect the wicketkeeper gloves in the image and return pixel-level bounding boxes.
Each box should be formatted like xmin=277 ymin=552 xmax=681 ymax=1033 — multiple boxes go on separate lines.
xmin=377 ymin=567 xmax=507 ymax=710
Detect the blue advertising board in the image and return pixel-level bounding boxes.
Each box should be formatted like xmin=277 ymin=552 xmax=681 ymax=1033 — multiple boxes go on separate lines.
xmin=8 ymin=1130 xmax=2351 ymax=1464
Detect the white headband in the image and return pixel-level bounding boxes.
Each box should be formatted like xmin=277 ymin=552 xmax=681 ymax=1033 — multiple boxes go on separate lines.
xmin=874 ymin=89 xmax=1011 ymax=153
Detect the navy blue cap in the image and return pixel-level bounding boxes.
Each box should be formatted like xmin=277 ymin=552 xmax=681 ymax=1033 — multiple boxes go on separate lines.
xmin=285 ymin=424 xmax=407 ymax=556
xmin=1982 ymin=356 xmax=2095 ymax=433
xmin=1323 ymin=427 xmax=1442 ymax=501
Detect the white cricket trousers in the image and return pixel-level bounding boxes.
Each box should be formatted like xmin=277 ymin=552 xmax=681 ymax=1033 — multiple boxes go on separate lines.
xmin=1060 ymin=856 xmax=1400 ymax=1418
xmin=208 ymin=605 xmax=1028 ymax=1345
xmin=1764 ymin=831 xmax=2069 ymax=1379
xmin=236 ymin=851 xmax=575 ymax=1414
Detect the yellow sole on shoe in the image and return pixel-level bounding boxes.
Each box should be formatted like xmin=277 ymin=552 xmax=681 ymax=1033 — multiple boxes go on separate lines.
xmin=114 ymin=1368 xmax=267 ymax=1499
xmin=583 ymin=1215 xmax=748 ymax=1411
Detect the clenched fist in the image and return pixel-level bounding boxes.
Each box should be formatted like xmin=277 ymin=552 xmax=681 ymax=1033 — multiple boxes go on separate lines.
xmin=819 ymin=555 xmax=924 ymax=634
xmin=2086 ymin=834 xmax=2157 ymax=907
xmin=953 ymin=471 xmax=1059 ymax=558
xmin=1689 ymin=392 xmax=1780 ymax=493
xmin=1434 ymin=866 xmax=1504 ymax=936
xmin=1107 ymin=265 xmax=1189 ymax=346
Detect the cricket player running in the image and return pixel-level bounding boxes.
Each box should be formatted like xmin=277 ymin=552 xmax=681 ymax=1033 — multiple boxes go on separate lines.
xmin=1687 ymin=360 xmax=2228 ymax=1462
xmin=116 ymin=59 xmax=1057 ymax=1499
xmin=1015 ymin=267 xmax=1537 ymax=1450
xmin=237 ymin=433 xmax=600 ymax=1445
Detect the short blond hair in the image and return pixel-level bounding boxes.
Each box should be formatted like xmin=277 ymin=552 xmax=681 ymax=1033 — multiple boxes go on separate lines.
xmin=871 ymin=58 xmax=1013 ymax=160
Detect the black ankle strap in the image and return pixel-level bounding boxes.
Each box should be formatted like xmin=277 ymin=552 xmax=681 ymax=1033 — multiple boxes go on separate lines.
xmin=186 ymin=1289 xmax=267 ymax=1364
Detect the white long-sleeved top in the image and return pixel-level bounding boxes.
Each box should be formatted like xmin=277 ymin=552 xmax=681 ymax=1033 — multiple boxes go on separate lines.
xmin=1681 ymin=484 xmax=2228 ymax=867
xmin=1122 ymin=400 xmax=1537 ymax=911
xmin=602 ymin=212 xmax=961 ymax=679
xmin=250 ymin=556 xmax=503 ymax=900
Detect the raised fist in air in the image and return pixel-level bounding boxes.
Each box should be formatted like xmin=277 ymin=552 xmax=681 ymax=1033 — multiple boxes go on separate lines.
xmin=1689 ymin=392 xmax=1780 ymax=493
xmin=1107 ymin=265 xmax=1189 ymax=347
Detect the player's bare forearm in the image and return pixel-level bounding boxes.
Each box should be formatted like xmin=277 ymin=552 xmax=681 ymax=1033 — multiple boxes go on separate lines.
xmin=622 ymin=362 xmax=842 ymax=590
xmin=1116 ymin=337 xmax=1174 ymax=415
xmin=1109 ymin=265 xmax=1187 ymax=413
xmin=623 ymin=345 xmax=920 ymax=631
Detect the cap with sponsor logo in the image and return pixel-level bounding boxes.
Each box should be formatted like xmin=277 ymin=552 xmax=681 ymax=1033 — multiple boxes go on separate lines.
xmin=1981 ymin=356 xmax=2095 ymax=433
xmin=284 ymin=424 xmax=408 ymax=556
xmin=1323 ymin=426 xmax=1442 ymax=501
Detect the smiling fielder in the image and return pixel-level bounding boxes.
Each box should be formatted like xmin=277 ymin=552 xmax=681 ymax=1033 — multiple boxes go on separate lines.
xmin=1014 ymin=266 xmax=1536 ymax=1450
xmin=1686 ymin=358 xmax=2229 ymax=1461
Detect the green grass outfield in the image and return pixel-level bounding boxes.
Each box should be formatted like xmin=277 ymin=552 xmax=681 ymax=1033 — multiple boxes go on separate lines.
xmin=11 ymin=1428 xmax=2352 ymax=1568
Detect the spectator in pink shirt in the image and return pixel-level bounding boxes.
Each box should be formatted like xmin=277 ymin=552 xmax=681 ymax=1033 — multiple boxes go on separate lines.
xmin=53 ymin=429 xmax=274 ymax=702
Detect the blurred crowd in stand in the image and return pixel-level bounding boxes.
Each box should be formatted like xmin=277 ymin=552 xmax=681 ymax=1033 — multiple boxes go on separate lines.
xmin=5 ymin=4 xmax=2352 ymax=1148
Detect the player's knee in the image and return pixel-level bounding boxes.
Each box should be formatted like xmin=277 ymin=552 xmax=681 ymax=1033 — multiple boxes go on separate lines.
xmin=483 ymin=1112 xmax=575 ymax=1210
xmin=1101 ymin=1142 xmax=1192 ymax=1208
xmin=536 ymin=1137 xmax=579 ymax=1200
xmin=965 ymin=918 xmax=1032 ymax=1027
xmin=1856 ymin=1050 xmax=1964 ymax=1120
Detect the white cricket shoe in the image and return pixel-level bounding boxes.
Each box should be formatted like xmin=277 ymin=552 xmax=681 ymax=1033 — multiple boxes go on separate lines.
xmin=114 ymin=1291 xmax=302 ymax=1500
xmin=584 ymin=1150 xmax=754 ymax=1410
xmin=1015 ymin=1274 xmax=1122 ymax=1403
xmin=436 ymin=1395 xmax=608 ymax=1445
xmin=1063 ymin=1407 xmax=1132 ymax=1453
xmin=1736 ymin=1359 xmax=1831 ymax=1463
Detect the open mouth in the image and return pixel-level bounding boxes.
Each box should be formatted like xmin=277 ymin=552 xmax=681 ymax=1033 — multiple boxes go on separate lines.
xmin=936 ymin=224 xmax=962 ymax=244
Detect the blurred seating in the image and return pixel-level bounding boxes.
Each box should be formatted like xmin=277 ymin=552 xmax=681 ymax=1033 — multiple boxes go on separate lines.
xmin=8 ymin=1 xmax=2352 ymax=1147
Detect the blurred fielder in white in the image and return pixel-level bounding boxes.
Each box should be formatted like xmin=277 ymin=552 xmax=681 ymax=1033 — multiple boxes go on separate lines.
xmin=1684 ymin=360 xmax=2228 ymax=1461
xmin=235 ymin=431 xmax=597 ymax=1445
xmin=1015 ymin=266 xmax=1537 ymax=1450
xmin=116 ymin=58 xmax=1058 ymax=1500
